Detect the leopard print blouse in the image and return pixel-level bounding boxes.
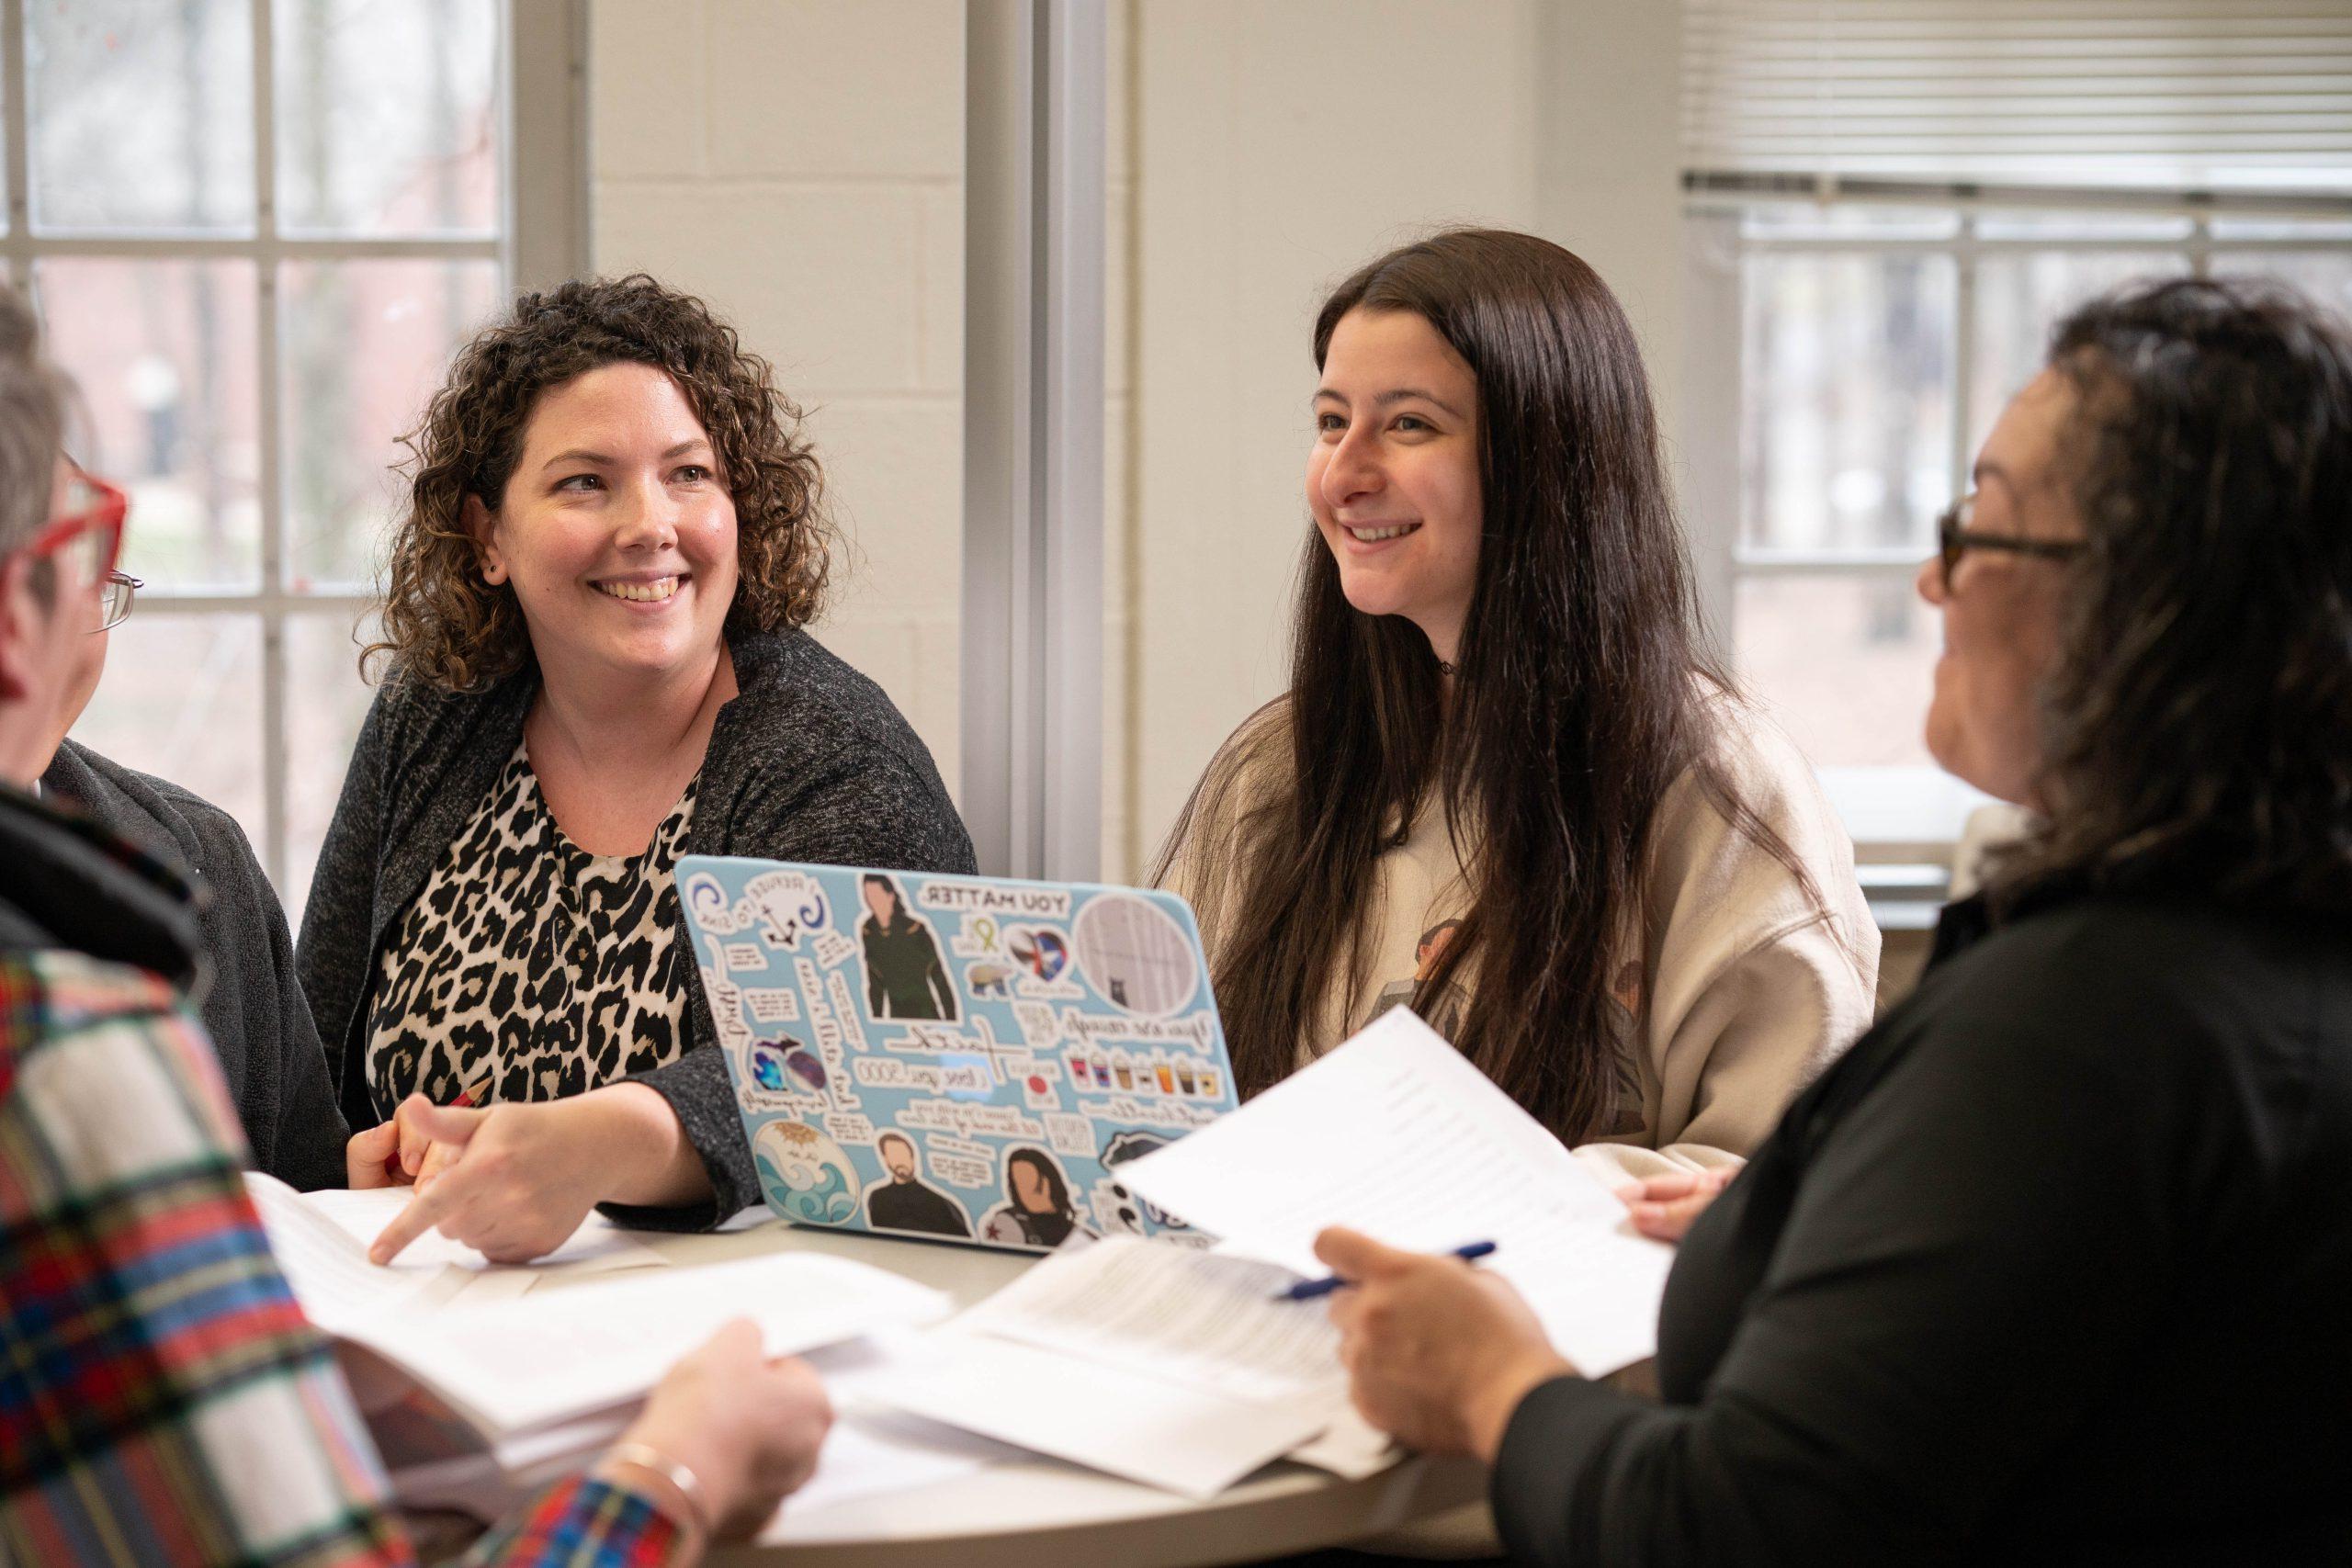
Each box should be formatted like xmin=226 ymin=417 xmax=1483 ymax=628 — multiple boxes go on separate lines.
xmin=364 ymin=741 xmax=699 ymax=1118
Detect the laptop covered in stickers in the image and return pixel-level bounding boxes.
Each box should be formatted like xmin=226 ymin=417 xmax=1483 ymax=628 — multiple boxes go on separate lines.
xmin=674 ymin=855 xmax=1238 ymax=1254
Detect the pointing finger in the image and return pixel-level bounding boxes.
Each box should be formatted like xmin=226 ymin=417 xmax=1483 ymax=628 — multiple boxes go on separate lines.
xmin=369 ymin=1181 xmax=456 ymax=1266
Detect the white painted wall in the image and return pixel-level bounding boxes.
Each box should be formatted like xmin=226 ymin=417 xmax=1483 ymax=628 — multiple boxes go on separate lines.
xmin=585 ymin=1 xmax=1689 ymax=882
xmin=1120 ymin=1 xmax=1687 ymax=873
xmin=590 ymin=0 xmax=968 ymax=794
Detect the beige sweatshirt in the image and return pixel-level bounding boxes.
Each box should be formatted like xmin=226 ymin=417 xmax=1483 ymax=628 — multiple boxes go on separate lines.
xmin=1161 ymin=692 xmax=1880 ymax=1179
xmin=1161 ymin=694 xmax=1877 ymax=1558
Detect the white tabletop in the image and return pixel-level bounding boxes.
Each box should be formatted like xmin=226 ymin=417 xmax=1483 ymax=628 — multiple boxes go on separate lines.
xmin=574 ymin=1216 xmax=1488 ymax=1567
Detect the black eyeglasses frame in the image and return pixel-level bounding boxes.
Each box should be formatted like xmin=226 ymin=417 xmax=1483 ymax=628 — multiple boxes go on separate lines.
xmin=1936 ymin=495 xmax=2083 ymax=589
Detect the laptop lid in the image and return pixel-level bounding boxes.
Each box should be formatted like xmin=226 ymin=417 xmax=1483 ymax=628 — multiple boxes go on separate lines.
xmin=677 ymin=856 xmax=1237 ymax=1253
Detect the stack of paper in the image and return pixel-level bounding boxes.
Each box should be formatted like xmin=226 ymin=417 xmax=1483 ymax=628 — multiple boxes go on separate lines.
xmin=867 ymin=1236 xmax=1349 ymax=1497
xmin=296 ymin=1182 xmax=670 ymax=1277
xmin=244 ymin=1173 xmax=667 ymax=1325
xmin=246 ymin=1174 xmax=956 ymax=1516
xmin=353 ymin=1252 xmax=954 ymax=1514
xmin=763 ymin=1334 xmax=1033 ymax=1529
xmin=864 ymin=1009 xmax=1675 ymax=1498
xmin=1120 ymin=1008 xmax=1677 ymax=1378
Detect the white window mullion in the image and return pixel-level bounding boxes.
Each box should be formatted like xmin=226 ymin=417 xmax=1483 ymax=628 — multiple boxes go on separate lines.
xmin=1 ymin=0 xmax=28 ymax=293
xmin=254 ymin=0 xmax=288 ymax=889
xmin=1950 ymin=210 xmax=1978 ymax=500
xmin=1733 ymin=554 xmax=1926 ymax=578
xmin=6 ymin=235 xmax=498 ymax=262
xmin=9 ymin=2 xmax=523 ymax=907
xmin=93 ymin=592 xmax=370 ymax=617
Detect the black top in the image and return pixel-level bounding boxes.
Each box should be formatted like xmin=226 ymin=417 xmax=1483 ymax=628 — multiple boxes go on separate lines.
xmin=862 ymin=915 xmax=956 ymax=1020
xmin=42 ymin=741 xmax=347 ymax=1190
xmin=1493 ymin=888 xmax=2352 ymax=1566
xmin=866 ymin=1178 xmax=971 ymax=1238
xmin=296 ymin=628 xmax=976 ymax=1227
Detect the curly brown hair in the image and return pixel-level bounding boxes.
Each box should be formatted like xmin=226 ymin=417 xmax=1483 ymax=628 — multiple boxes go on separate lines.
xmin=368 ymin=274 xmax=833 ymax=691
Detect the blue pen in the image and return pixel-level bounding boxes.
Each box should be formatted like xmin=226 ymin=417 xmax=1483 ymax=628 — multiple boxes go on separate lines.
xmin=1276 ymin=1239 xmax=1499 ymax=1302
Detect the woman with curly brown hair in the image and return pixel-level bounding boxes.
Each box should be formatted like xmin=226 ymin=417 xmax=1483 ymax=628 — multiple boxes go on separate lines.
xmin=298 ymin=275 xmax=973 ymax=1261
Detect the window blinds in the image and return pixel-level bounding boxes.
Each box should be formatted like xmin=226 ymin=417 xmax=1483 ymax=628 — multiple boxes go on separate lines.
xmin=1683 ymin=2 xmax=2352 ymax=193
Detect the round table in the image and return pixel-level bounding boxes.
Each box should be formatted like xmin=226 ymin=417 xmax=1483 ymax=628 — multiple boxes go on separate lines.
xmin=594 ymin=1216 xmax=1490 ymax=1567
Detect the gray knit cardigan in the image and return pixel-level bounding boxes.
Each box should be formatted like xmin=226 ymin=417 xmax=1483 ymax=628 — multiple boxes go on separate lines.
xmin=46 ymin=739 xmax=350 ymax=1191
xmin=295 ymin=627 xmax=976 ymax=1227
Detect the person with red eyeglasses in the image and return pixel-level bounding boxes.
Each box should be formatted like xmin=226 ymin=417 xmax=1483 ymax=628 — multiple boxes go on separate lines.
xmin=0 ymin=458 xmax=120 ymax=777
xmin=23 ymin=464 xmax=352 ymax=1193
xmin=0 ymin=288 xmax=833 ymax=1565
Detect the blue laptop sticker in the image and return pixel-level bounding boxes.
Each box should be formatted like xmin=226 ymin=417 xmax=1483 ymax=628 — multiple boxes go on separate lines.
xmin=676 ymin=857 xmax=1237 ymax=1253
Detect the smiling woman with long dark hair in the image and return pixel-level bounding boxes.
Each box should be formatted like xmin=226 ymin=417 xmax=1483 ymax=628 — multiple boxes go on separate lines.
xmin=1158 ymin=230 xmax=1876 ymax=1175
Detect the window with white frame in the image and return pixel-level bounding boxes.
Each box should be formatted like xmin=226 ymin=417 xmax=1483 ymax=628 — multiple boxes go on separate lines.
xmin=1686 ymin=197 xmax=2352 ymax=858
xmin=3 ymin=0 xmax=539 ymax=916
xmin=1680 ymin=1 xmax=2352 ymax=883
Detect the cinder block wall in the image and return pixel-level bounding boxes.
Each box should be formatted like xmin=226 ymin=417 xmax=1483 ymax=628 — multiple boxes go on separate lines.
xmin=588 ymin=2 xmax=1687 ymax=885
xmin=591 ymin=0 xmax=971 ymax=801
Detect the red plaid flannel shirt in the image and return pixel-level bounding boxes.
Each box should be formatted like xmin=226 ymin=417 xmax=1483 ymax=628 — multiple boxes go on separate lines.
xmin=0 ymin=945 xmax=682 ymax=1566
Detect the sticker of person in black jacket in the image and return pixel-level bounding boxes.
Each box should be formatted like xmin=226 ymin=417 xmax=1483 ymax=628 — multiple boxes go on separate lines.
xmin=859 ymin=873 xmax=957 ymax=1021
xmin=978 ymin=1146 xmax=1091 ymax=1249
xmin=865 ymin=1130 xmax=974 ymax=1238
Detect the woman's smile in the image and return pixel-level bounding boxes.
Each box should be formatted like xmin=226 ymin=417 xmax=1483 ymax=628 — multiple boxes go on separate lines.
xmin=592 ymin=572 xmax=687 ymax=604
xmin=1339 ymin=520 xmax=1423 ymax=546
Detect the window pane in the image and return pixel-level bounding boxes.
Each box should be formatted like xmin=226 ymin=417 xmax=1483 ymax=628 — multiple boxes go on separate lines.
xmin=275 ymin=0 xmax=499 ymax=237
xmin=2215 ymin=253 xmax=2352 ymax=321
xmin=1970 ymin=253 xmax=2192 ymax=447
xmin=38 ymin=258 xmax=262 ymax=591
xmin=286 ymin=610 xmax=378 ymax=917
xmin=1973 ymin=210 xmax=2193 ymax=243
xmin=1740 ymin=204 xmax=1959 ymax=241
xmin=69 ymin=614 xmax=265 ymax=859
xmin=1741 ymin=254 xmax=1956 ymax=553
xmin=27 ymin=0 xmax=254 ymax=234
xmin=282 ymin=260 xmax=501 ymax=589
xmin=2208 ymin=218 xmax=2352 ymax=243
xmin=1734 ymin=573 xmax=1937 ymax=770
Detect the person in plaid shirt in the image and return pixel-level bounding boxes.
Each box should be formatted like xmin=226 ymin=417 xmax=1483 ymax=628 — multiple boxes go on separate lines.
xmin=0 ymin=291 xmax=832 ymax=1564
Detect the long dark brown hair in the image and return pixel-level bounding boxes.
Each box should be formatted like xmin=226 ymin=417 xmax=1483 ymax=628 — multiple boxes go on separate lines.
xmin=1156 ymin=229 xmax=1810 ymax=1140
xmin=1988 ymin=276 xmax=2352 ymax=914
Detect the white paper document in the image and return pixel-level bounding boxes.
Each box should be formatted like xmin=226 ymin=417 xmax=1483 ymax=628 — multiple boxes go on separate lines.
xmin=243 ymin=1173 xmax=669 ymax=1337
xmin=1117 ymin=1008 xmax=1676 ymax=1377
xmin=355 ymin=1250 xmax=956 ymax=1437
xmin=244 ymin=1172 xmax=457 ymax=1333
xmin=865 ymin=1326 xmax=1331 ymax=1500
xmin=760 ymin=1335 xmax=1026 ymax=1529
xmin=956 ymin=1235 xmax=1344 ymax=1405
xmin=1287 ymin=1406 xmax=1401 ymax=1481
xmin=297 ymin=1184 xmax=669 ymax=1276
xmin=864 ymin=1238 xmax=1346 ymax=1498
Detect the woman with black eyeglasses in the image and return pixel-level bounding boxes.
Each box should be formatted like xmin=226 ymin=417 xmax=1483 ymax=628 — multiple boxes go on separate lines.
xmin=1313 ymin=276 xmax=2352 ymax=1562
xmin=36 ymin=519 xmax=349 ymax=1190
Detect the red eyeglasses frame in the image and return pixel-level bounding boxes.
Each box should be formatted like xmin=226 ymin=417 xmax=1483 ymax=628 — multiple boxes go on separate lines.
xmin=21 ymin=470 xmax=129 ymax=588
